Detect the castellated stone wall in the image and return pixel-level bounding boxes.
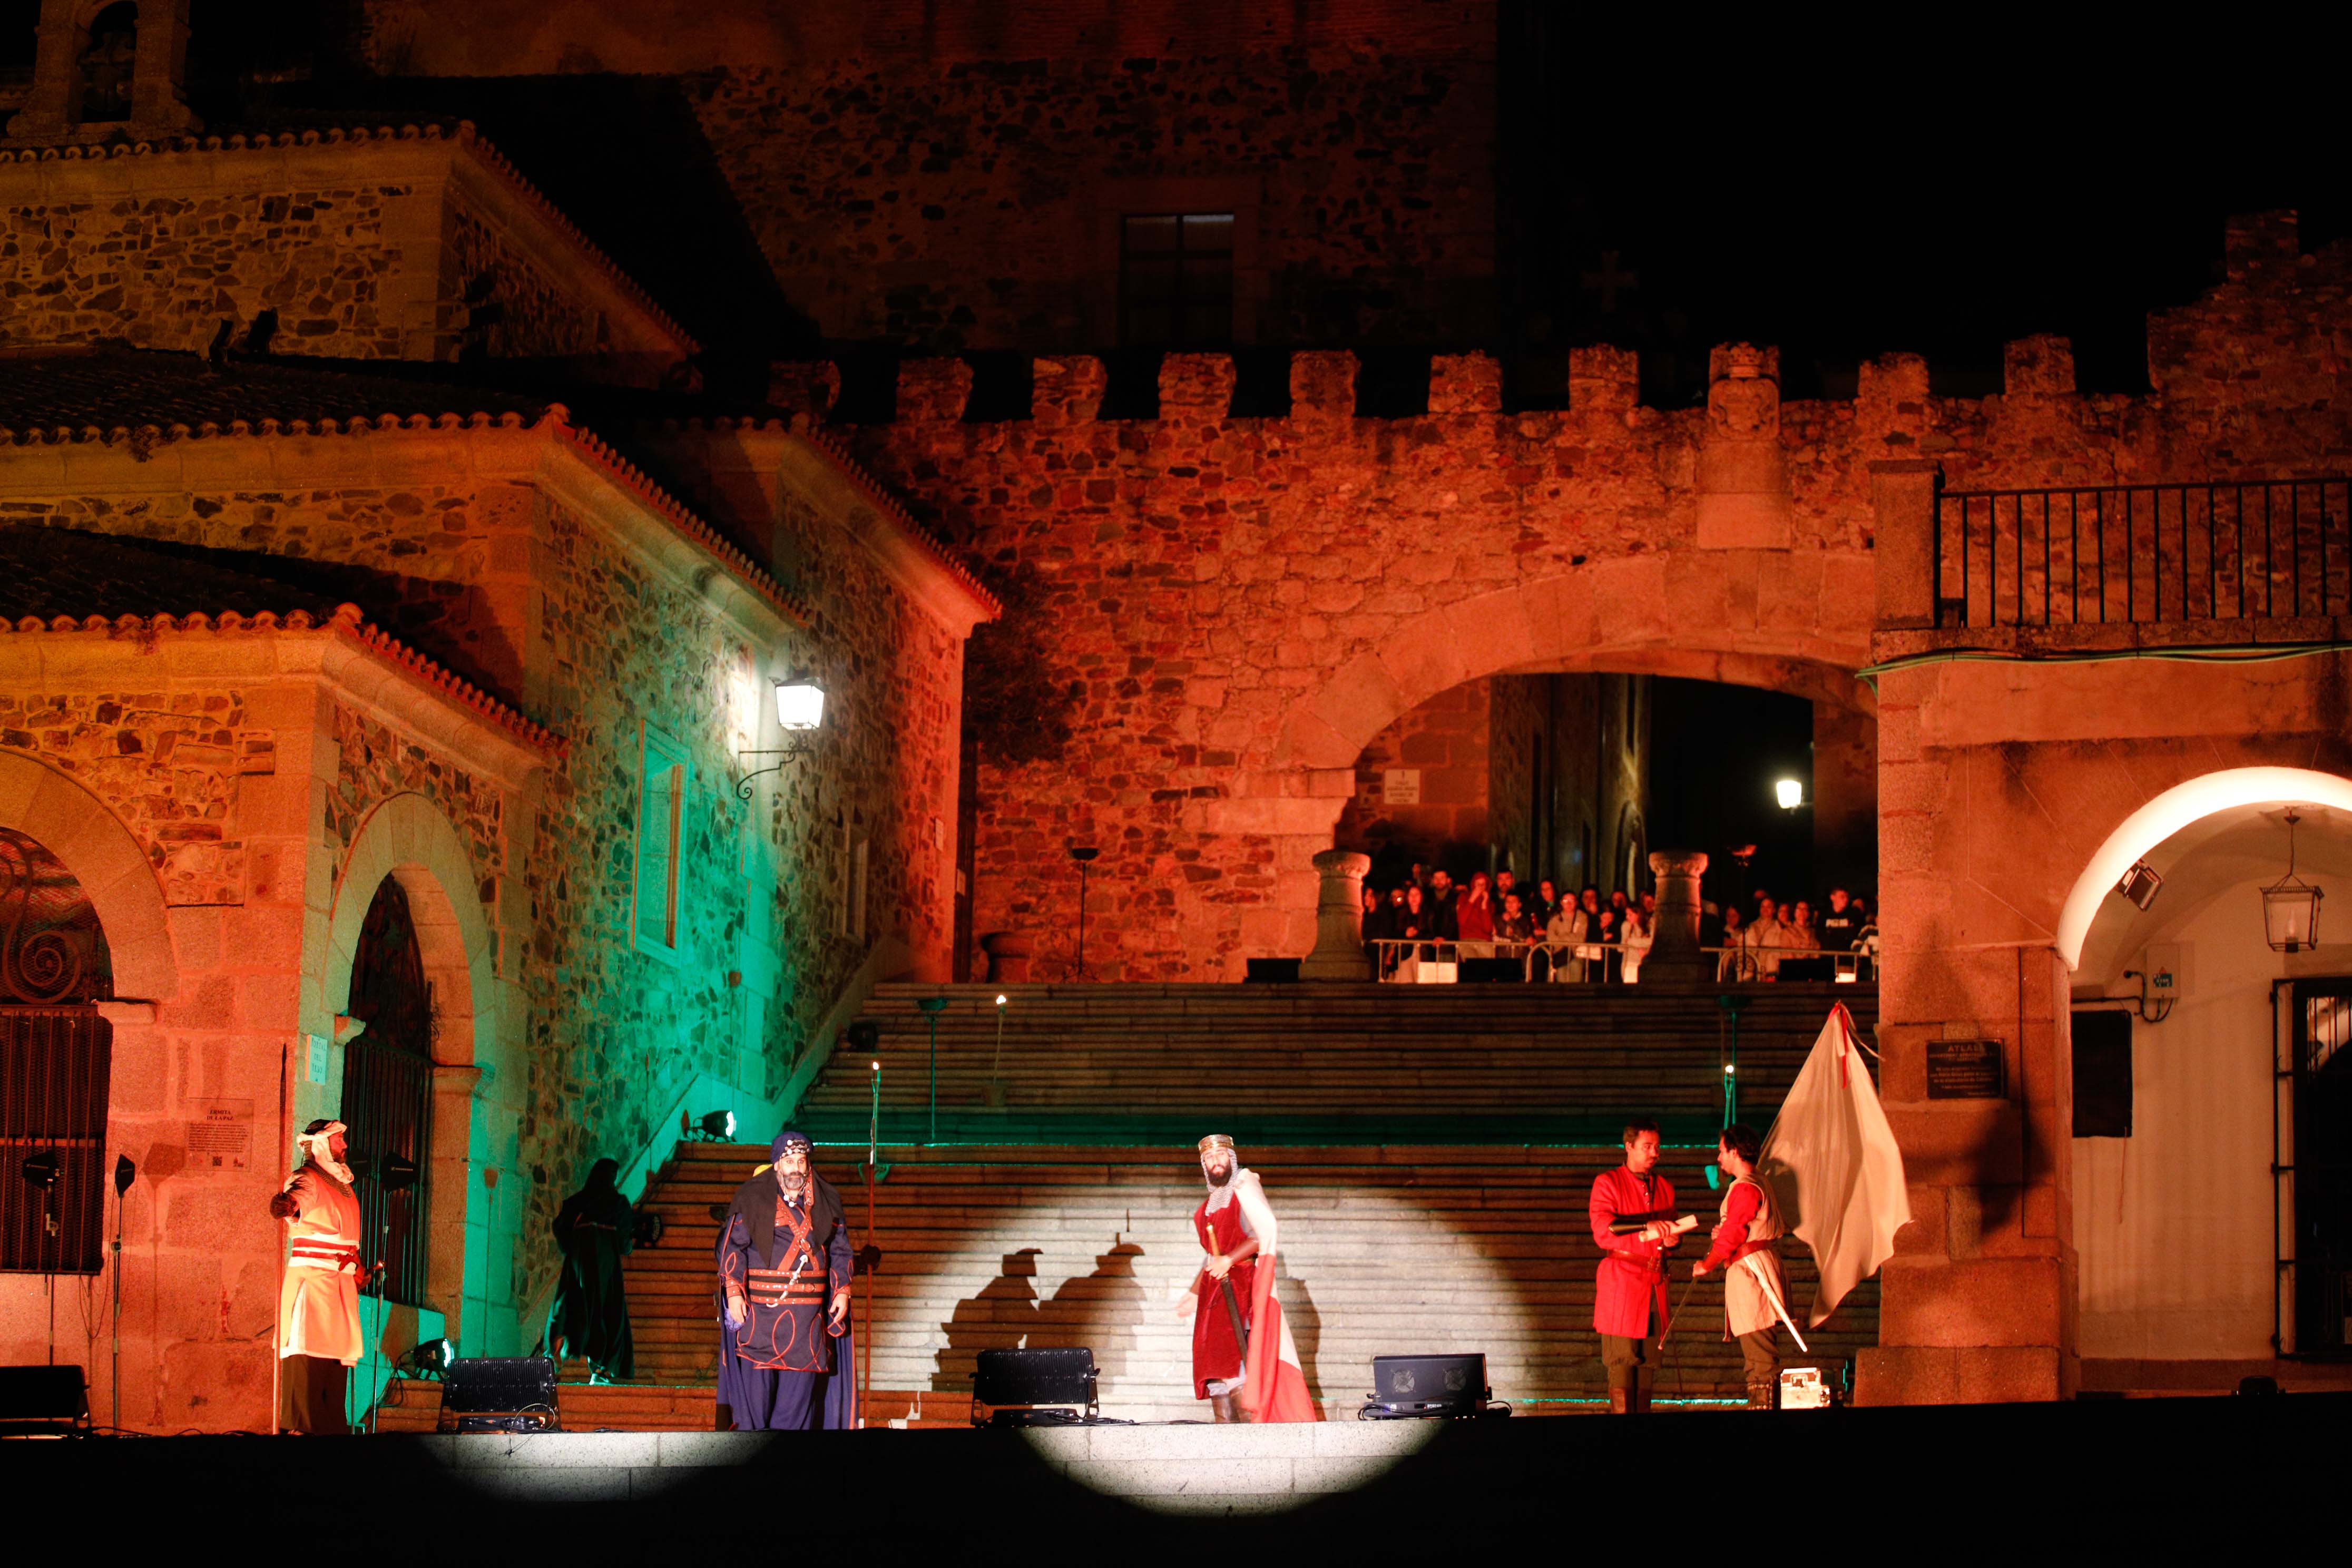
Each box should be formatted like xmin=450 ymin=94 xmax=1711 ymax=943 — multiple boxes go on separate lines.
xmin=832 ymin=219 xmax=2352 ymax=982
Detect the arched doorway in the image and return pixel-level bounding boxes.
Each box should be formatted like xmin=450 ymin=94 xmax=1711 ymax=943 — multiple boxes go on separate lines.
xmin=0 ymin=827 xmax=114 ymax=1276
xmin=342 ymin=876 xmax=434 ymax=1308
xmin=2063 ymin=771 xmax=2352 ymax=1371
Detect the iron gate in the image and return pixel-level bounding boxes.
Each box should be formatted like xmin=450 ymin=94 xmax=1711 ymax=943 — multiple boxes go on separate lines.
xmin=0 ymin=827 xmax=114 ymax=1275
xmin=2284 ymin=981 xmax=2352 ymax=1357
xmin=341 ymin=877 xmax=434 ymax=1308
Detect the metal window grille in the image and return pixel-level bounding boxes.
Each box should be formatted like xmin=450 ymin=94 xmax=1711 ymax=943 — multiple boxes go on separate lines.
xmin=342 ymin=877 xmax=433 ymax=1309
xmin=1933 ymin=477 xmax=2352 ymax=630
xmin=0 ymin=828 xmax=114 ymax=1275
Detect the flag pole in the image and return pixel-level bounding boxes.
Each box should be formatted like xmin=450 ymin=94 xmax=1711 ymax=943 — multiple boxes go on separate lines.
xmin=1740 ymin=1252 xmax=1809 ymax=1355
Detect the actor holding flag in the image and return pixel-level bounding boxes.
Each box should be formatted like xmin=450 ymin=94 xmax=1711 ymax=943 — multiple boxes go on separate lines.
xmin=1758 ymin=1003 xmax=1912 ymax=1328
xmin=1692 ymin=1122 xmax=1793 ymax=1409
xmin=1182 ymin=1134 xmax=1316 ymax=1422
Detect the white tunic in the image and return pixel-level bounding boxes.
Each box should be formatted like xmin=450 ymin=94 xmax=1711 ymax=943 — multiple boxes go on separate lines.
xmin=278 ymin=1163 xmax=365 ymax=1365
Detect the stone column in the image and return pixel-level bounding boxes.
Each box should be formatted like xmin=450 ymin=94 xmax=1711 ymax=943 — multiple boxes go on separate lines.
xmin=1641 ymin=849 xmax=1710 ymax=983
xmin=1298 ymin=849 xmax=1373 ymax=981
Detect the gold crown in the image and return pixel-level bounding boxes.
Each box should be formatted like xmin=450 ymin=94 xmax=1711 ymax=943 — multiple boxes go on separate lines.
xmin=1197 ymin=1133 xmax=1236 ymax=1154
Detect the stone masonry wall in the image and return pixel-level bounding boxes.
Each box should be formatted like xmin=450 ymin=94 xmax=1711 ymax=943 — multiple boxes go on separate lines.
xmin=687 ymin=37 xmax=1494 ymax=349
xmin=446 ymin=203 xmax=605 ymax=362
xmin=0 ymin=185 xmax=411 ymax=357
xmin=841 ymin=221 xmax=2352 ymax=982
xmin=1333 ymin=676 xmax=1492 ymax=883
xmin=0 ymin=687 xmax=259 ymax=905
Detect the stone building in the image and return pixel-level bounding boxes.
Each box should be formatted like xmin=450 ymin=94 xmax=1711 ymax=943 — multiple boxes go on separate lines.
xmin=0 ymin=0 xmax=2347 ymax=1424
xmin=0 ymin=117 xmax=993 ymax=1424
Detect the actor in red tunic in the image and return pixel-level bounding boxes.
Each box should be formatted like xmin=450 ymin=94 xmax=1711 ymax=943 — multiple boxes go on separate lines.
xmin=1182 ymin=1133 xmax=1316 ymax=1423
xmin=1588 ymin=1116 xmax=1682 ymax=1414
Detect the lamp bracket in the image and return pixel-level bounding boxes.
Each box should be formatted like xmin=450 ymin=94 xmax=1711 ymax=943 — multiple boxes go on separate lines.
xmin=734 ymin=740 xmax=818 ymax=800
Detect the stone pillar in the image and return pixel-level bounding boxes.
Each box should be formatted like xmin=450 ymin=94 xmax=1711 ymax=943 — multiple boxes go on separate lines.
xmin=1870 ymin=459 xmax=1942 ymax=630
xmin=1298 ymin=850 xmax=1373 ymax=981
xmin=1641 ymin=849 xmax=1710 ymax=983
xmin=1695 ymin=344 xmax=1791 ymax=550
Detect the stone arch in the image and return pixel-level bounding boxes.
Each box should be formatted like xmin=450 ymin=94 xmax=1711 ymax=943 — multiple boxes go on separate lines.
xmin=2054 ymin=766 xmax=2352 ymax=968
xmin=0 ymin=750 xmax=175 ymax=999
xmin=319 ymin=792 xmax=497 ymax=1333
xmin=1274 ymin=569 xmax=1873 ymax=775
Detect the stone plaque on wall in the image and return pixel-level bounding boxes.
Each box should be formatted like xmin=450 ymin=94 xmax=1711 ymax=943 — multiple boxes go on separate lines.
xmin=1926 ymin=1040 xmax=2006 ymax=1100
xmin=1382 ymin=769 xmax=1422 ymax=806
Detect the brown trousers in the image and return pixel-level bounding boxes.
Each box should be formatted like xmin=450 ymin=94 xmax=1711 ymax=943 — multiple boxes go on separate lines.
xmin=281 ymin=1354 xmax=350 ymax=1435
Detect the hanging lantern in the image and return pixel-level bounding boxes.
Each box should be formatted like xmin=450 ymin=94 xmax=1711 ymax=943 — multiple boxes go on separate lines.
xmin=2261 ymin=808 xmax=2324 ymax=954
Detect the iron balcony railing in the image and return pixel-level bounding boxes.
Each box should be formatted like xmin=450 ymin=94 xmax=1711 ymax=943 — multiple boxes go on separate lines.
xmin=1934 ymin=478 xmax=2352 ymax=630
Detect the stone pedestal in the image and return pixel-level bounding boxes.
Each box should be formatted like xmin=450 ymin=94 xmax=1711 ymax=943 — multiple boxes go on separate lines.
xmin=979 ymin=932 xmax=1034 ymax=984
xmin=1641 ymin=849 xmax=1710 ymax=983
xmin=1298 ymin=850 xmax=1373 ymax=981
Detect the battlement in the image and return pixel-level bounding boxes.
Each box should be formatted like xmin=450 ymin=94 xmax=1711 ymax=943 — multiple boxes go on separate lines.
xmin=772 ymin=212 xmax=2348 ymax=431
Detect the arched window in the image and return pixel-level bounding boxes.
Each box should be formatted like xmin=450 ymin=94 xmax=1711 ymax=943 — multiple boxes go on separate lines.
xmin=76 ymin=3 xmax=138 ymax=124
xmin=0 ymin=827 xmax=114 ymax=1275
xmin=341 ymin=875 xmax=433 ymax=1307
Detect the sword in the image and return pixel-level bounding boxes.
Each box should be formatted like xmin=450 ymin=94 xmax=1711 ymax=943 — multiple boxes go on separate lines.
xmin=1740 ymin=1251 xmax=1810 ymax=1355
xmin=1218 ymin=1275 xmax=1250 ymax=1358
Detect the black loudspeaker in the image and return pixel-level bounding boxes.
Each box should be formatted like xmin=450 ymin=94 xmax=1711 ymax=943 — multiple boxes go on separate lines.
xmin=973 ymin=1347 xmax=1097 ymax=1424
xmin=438 ymin=1356 xmax=561 ymax=1434
xmin=1244 ymin=958 xmax=1301 ymax=983
xmin=1364 ymin=1353 xmax=1488 ymax=1417
xmin=1458 ymin=957 xmax=1524 ymax=984
xmin=0 ymin=1365 xmax=89 ymax=1436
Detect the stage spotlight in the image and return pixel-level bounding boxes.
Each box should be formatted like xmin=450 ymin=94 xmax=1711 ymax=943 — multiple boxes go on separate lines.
xmin=685 ymin=1109 xmax=737 ymax=1142
xmin=633 ymin=1210 xmax=667 ymax=1247
xmin=19 ymin=1149 xmax=59 ymax=1188
xmin=379 ymin=1152 xmax=419 ymax=1192
xmin=2116 ymin=860 xmax=2162 ymax=911
xmin=398 ymin=1337 xmax=456 ymax=1380
xmin=113 ymin=1154 xmax=135 ymax=1196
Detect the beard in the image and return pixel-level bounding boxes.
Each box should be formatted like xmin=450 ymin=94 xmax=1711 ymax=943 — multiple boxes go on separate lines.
xmin=780 ymin=1167 xmax=808 ymax=1195
xmin=1204 ymin=1161 xmax=1233 ymax=1188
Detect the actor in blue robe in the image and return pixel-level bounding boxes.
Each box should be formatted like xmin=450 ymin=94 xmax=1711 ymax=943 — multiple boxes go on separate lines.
xmin=714 ymin=1128 xmax=857 ymax=1430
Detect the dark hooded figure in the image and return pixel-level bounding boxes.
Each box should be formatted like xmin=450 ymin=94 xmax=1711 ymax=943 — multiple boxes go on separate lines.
xmin=550 ymin=1158 xmax=635 ymax=1383
xmin=714 ymin=1128 xmax=857 ymax=1430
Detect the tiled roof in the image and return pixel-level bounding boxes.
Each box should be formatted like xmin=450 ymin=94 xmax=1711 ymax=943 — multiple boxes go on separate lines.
xmin=0 ymin=524 xmax=343 ymax=622
xmin=0 ymin=348 xmax=550 ymax=443
xmin=0 ymin=528 xmax=566 ymax=757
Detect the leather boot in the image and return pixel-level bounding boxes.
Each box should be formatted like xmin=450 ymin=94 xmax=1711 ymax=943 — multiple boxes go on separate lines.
xmin=1210 ymin=1394 xmax=1237 ymax=1424
xmin=1607 ymin=1387 xmax=1630 ymax=1415
xmin=1628 ymin=1375 xmax=1651 ymax=1415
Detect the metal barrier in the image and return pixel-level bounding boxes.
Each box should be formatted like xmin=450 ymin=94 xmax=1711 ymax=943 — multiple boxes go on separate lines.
xmin=1934 ymin=477 xmax=2352 ymax=630
xmin=1363 ymin=938 xmax=1876 ymax=984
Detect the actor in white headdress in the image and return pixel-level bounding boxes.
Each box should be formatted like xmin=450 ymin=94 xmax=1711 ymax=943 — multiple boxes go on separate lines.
xmin=269 ymin=1119 xmax=366 ymax=1433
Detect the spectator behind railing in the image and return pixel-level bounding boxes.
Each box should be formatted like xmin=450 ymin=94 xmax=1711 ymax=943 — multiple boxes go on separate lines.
xmin=1534 ymin=879 xmax=1562 ymax=930
xmin=1620 ymin=908 xmax=1653 ymax=984
xmin=1743 ymin=896 xmax=1785 ymax=981
xmin=1497 ymin=892 xmax=1536 ymax=944
xmin=1545 ymin=898 xmax=1586 ymax=983
xmin=1458 ymin=871 xmax=1497 ymax=955
xmin=1818 ymin=887 xmax=1860 ymax=954
xmin=1716 ymin=906 xmax=1746 ymax=982
xmin=1426 ymin=869 xmax=1461 ymax=942
xmin=1575 ymin=886 xmax=1607 ymax=984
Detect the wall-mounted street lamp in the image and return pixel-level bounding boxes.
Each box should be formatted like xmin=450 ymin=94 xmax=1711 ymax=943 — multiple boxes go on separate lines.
xmin=1774 ymin=778 xmax=1806 ymax=811
xmin=734 ymin=673 xmax=828 ymax=800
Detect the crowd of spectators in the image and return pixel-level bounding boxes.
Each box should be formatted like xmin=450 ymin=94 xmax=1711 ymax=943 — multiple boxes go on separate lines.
xmin=1359 ymin=867 xmax=1876 ymax=984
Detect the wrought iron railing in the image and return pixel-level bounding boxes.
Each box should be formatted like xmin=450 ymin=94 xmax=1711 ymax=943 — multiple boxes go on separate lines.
xmin=1934 ymin=478 xmax=2352 ymax=630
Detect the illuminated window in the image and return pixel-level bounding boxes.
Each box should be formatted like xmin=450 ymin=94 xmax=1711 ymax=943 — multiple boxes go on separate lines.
xmin=1121 ymin=213 xmax=1234 ymax=348
xmin=634 ymin=725 xmax=691 ymax=962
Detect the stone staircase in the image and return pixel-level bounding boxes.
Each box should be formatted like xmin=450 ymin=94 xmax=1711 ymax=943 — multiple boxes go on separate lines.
xmin=624 ymin=1140 xmax=1878 ymax=1420
xmin=796 ymin=981 xmax=1874 ymax=1144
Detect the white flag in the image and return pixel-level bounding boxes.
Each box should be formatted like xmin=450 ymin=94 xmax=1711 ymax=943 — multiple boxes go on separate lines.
xmin=1758 ymin=1004 xmax=1912 ymax=1327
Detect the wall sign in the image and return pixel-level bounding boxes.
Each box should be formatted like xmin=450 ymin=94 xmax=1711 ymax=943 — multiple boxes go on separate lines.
xmin=186 ymin=1099 xmax=254 ymax=1173
xmin=1382 ymin=769 xmax=1422 ymax=806
xmin=1926 ymin=1038 xmax=2006 ymax=1100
